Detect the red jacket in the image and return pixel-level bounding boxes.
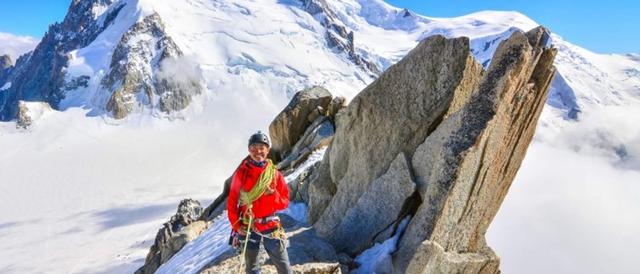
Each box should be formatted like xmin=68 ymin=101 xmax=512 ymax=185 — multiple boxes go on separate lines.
xmin=227 ymin=157 xmax=289 ymax=233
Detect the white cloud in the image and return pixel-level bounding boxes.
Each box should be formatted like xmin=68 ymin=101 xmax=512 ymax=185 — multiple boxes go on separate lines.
xmin=0 ymin=32 xmax=39 ymax=61
xmin=535 ymin=104 xmax=640 ymax=172
xmin=488 ymin=142 xmax=640 ymax=274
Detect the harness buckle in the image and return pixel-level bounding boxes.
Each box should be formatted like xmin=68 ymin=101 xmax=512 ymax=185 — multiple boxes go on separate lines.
xmin=254 ymin=215 xmax=280 ymax=224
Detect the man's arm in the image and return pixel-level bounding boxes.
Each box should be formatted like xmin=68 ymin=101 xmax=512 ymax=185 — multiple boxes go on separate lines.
xmin=227 ymin=169 xmax=243 ymax=232
xmin=273 ymin=171 xmax=289 ymax=211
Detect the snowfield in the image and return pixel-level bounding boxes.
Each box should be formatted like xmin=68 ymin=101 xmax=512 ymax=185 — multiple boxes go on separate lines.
xmin=0 ymin=0 xmax=639 ymax=273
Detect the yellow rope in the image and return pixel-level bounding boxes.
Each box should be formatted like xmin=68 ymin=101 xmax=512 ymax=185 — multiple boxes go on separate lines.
xmin=238 ymin=213 xmax=253 ymax=273
xmin=239 ymin=159 xmax=276 ymax=226
xmin=237 ymin=159 xmax=276 ymax=273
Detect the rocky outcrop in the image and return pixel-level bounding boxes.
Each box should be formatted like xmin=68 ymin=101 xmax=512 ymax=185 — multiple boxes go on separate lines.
xmin=307 ymin=27 xmax=556 ymax=273
xmin=395 ymin=27 xmax=557 ymax=273
xmin=300 ymin=0 xmax=381 ymax=75
xmin=135 ymin=199 xmax=207 ymax=274
xmin=0 ymin=55 xmax=13 ymax=83
xmin=0 ymin=0 xmax=124 ymax=120
xmin=0 ymin=55 xmax=12 ymax=70
xmin=309 ymin=33 xmax=483 ymax=238
xmin=269 ymin=86 xmax=333 ymax=161
xmin=103 ymin=12 xmax=201 ymax=119
xmin=16 ymin=100 xmax=53 ymax=129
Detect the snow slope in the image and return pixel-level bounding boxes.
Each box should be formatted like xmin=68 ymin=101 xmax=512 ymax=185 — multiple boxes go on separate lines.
xmin=0 ymin=0 xmax=638 ymax=273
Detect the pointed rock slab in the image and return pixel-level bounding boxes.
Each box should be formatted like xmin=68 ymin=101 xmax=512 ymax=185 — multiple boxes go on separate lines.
xmin=393 ymin=27 xmax=557 ymax=272
xmin=328 ymin=153 xmax=416 ymax=255
xmin=269 ymin=86 xmax=333 ymax=161
xmin=308 ymin=34 xmax=483 ymax=249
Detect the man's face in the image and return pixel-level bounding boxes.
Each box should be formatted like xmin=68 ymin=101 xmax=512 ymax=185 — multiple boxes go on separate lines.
xmin=248 ymin=143 xmax=270 ymax=162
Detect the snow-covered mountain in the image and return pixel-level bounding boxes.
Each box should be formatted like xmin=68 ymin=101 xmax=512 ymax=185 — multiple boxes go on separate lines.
xmin=0 ymin=0 xmax=638 ymax=273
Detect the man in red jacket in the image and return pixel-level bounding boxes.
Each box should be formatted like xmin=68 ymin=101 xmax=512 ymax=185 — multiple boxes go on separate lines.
xmin=227 ymin=131 xmax=292 ymax=274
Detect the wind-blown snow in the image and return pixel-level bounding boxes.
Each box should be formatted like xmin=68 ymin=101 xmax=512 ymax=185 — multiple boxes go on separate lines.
xmin=1 ymin=0 xmax=638 ymax=273
xmin=0 ymin=82 xmax=11 ymax=91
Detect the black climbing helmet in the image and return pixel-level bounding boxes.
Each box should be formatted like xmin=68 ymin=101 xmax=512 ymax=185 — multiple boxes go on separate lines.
xmin=248 ymin=131 xmax=270 ymax=147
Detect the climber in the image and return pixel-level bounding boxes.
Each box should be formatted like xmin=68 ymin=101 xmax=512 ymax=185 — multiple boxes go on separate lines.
xmin=227 ymin=131 xmax=292 ymax=274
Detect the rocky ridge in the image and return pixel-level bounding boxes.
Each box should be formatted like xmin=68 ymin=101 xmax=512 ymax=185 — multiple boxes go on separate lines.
xmin=102 ymin=12 xmax=201 ymax=119
xmin=138 ymin=26 xmax=556 ymax=273
xmin=0 ymin=0 xmax=123 ymax=120
xmin=0 ymin=0 xmax=202 ymax=122
xmin=300 ymin=0 xmax=381 ymax=76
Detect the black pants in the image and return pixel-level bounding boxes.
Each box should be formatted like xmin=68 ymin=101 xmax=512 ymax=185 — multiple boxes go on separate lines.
xmin=243 ymin=229 xmax=292 ymax=274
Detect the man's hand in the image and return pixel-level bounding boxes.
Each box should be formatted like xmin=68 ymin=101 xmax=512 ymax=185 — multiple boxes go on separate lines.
xmin=265 ymin=186 xmax=276 ymax=195
xmin=237 ymin=225 xmax=248 ymax=236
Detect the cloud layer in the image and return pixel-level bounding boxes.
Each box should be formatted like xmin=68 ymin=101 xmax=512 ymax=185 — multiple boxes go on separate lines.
xmin=0 ymin=32 xmax=39 ymax=60
xmin=488 ymin=142 xmax=640 ymax=274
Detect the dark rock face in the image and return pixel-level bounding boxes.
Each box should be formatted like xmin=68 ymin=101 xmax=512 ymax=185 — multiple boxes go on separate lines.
xmin=0 ymin=55 xmax=12 ymax=70
xmin=0 ymin=1 xmax=199 ymax=120
xmin=102 ymin=12 xmax=199 ymax=119
xmin=0 ymin=0 xmax=124 ymax=120
xmin=0 ymin=55 xmax=13 ymax=86
xmin=299 ymin=0 xmax=381 ymax=76
xmin=135 ymin=199 xmax=205 ymax=274
xmin=306 ymin=27 xmax=556 ymax=273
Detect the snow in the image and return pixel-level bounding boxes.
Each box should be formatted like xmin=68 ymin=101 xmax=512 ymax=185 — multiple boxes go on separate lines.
xmin=155 ymin=202 xmax=309 ymax=274
xmin=0 ymin=82 xmax=11 ymax=91
xmin=0 ymin=109 xmax=237 ymax=273
xmin=353 ymin=217 xmax=410 ymax=274
xmin=0 ymin=0 xmax=638 ymax=273
xmin=20 ymin=101 xmax=52 ymax=124
xmin=278 ymin=202 xmax=308 ymax=224
xmin=155 ymin=214 xmax=233 ymax=274
xmin=284 ymin=146 xmax=327 ymax=183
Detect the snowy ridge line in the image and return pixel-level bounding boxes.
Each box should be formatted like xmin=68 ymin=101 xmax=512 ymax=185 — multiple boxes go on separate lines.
xmin=155 ymin=213 xmax=232 ymax=274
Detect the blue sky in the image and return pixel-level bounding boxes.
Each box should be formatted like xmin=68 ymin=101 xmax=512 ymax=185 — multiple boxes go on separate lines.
xmin=0 ymin=0 xmax=637 ymax=54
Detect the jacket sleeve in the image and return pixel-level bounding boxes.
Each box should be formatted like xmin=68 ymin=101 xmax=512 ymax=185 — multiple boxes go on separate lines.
xmin=274 ymin=171 xmax=289 ymax=211
xmin=227 ymin=168 xmax=243 ymax=232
